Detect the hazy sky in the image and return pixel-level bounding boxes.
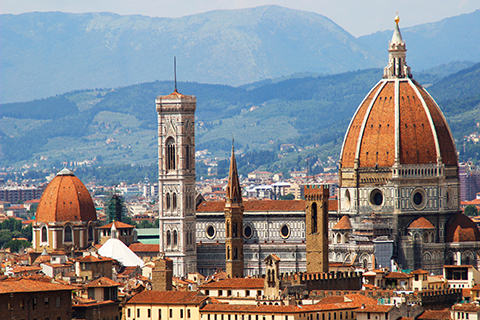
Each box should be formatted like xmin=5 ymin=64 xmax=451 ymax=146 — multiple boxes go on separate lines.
xmin=1 ymin=0 xmax=479 ymax=37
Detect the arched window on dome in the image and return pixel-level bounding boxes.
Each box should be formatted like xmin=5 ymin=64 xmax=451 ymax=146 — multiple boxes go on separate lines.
xmin=41 ymin=226 xmax=48 ymax=243
xmin=64 ymin=226 xmax=73 ymax=243
xmin=311 ymin=203 xmax=318 ymax=234
xmin=88 ymin=225 xmax=94 ymax=242
xmin=173 ymin=230 xmax=178 ymax=248
xmin=166 ymin=138 xmax=176 ymax=171
xmin=166 ymin=230 xmax=171 ymax=248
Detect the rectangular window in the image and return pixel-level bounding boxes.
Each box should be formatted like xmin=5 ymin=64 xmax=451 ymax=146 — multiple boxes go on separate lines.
xmin=181 ymin=309 xmax=184 ymax=318
xmin=228 ymin=290 xmax=232 ymax=296
xmin=159 ymin=309 xmax=162 ymax=319
xmin=56 ymin=297 xmax=61 ymax=308
xmin=33 ymin=298 xmax=37 ymax=310
xmin=128 ymin=308 xmax=131 ymax=317
xmin=188 ymin=309 xmax=191 ymax=318
xmin=246 ymin=290 xmax=250 ymax=297
xmin=219 ymin=290 xmax=223 ymax=296
xmin=367 ymin=313 xmax=370 ymax=320
xmin=148 ymin=309 xmax=151 ymax=318
xmin=170 ymin=309 xmax=173 ymax=318
xmin=138 ymin=308 xmax=141 ymax=317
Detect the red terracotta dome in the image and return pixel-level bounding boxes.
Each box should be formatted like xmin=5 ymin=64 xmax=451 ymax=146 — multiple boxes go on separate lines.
xmin=35 ymin=169 xmax=97 ymax=223
xmin=339 ymin=17 xmax=457 ymax=169
xmin=445 ymin=213 xmax=480 ymax=243
xmin=340 ymin=79 xmax=457 ymax=168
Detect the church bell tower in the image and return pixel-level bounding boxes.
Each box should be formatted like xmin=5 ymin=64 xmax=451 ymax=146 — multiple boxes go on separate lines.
xmin=225 ymin=144 xmax=244 ymax=278
xmin=156 ymin=88 xmax=197 ymax=277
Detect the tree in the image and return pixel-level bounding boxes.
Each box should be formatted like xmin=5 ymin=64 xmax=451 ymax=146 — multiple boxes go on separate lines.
xmin=279 ymin=193 xmax=295 ymax=200
xmin=465 ymin=205 xmax=479 ymax=217
xmin=5 ymin=239 xmax=32 ymax=253
xmin=138 ymin=220 xmax=154 ymax=229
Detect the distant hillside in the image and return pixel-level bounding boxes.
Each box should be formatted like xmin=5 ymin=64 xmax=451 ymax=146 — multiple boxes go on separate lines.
xmin=0 ymin=6 xmax=377 ymax=104
xmin=2 ymin=7 xmax=480 ymax=105
xmin=1 ymin=62 xmax=480 ymax=171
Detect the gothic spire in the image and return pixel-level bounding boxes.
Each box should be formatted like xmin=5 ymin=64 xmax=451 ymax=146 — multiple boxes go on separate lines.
xmin=383 ymin=13 xmax=411 ymax=79
xmin=226 ymin=141 xmax=242 ymax=207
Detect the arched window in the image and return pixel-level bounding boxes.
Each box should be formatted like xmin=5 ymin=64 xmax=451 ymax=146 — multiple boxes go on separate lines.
xmin=234 ymin=248 xmax=238 ymax=260
xmin=173 ymin=230 xmax=178 ymax=248
xmin=88 ymin=225 xmax=94 ymax=242
xmin=64 ymin=225 xmax=73 ymax=242
xmin=311 ymin=203 xmax=318 ymax=233
xmin=172 ymin=193 xmax=177 ymax=210
xmin=233 ymin=222 xmax=237 ymax=238
xmin=41 ymin=226 xmax=48 ymax=243
xmin=166 ymin=230 xmax=171 ymax=247
xmin=166 ymin=193 xmax=170 ymax=210
xmin=226 ymin=221 xmax=230 ymax=238
xmin=166 ymin=138 xmax=176 ymax=171
xmin=423 ymin=232 xmax=429 ymax=243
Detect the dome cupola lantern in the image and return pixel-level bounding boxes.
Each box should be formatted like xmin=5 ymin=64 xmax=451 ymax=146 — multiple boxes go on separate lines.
xmin=383 ymin=14 xmax=412 ymax=79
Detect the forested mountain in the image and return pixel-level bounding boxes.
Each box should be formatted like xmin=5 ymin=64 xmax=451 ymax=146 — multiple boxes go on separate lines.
xmin=1 ymin=61 xmax=479 ymax=175
xmin=2 ymin=7 xmax=480 ymax=104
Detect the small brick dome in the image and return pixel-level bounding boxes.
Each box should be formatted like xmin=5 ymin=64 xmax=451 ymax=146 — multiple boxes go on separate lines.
xmin=35 ymin=169 xmax=97 ymax=223
xmin=445 ymin=213 xmax=480 ymax=243
xmin=408 ymin=217 xmax=435 ymax=229
xmin=340 ymin=79 xmax=457 ymax=169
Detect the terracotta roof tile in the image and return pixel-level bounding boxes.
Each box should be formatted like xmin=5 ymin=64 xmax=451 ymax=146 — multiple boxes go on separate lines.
xmin=417 ymin=308 xmax=451 ymax=320
xmin=99 ymin=221 xmax=135 ymax=229
xmin=333 ymin=216 xmax=352 ymax=230
xmin=355 ymin=305 xmax=393 ymax=313
xmin=85 ymin=277 xmax=121 ymax=288
xmin=129 ymin=243 xmax=159 ymax=252
xmin=197 ymin=199 xmax=337 ymax=213
xmin=0 ymin=278 xmax=74 ymax=293
xmin=408 ymin=217 xmax=435 ymax=229
xmin=385 ymin=272 xmax=412 ymax=279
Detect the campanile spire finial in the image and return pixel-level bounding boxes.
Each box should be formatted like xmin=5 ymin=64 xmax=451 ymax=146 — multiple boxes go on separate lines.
xmin=174 ymin=56 xmax=177 ymax=93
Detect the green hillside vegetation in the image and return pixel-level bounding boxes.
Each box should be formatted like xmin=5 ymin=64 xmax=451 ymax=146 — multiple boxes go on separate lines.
xmin=1 ymin=61 xmax=480 ymax=183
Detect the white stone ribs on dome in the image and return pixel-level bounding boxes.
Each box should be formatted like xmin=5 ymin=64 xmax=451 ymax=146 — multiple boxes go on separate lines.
xmin=407 ymin=79 xmax=442 ymax=164
xmin=354 ymin=80 xmax=387 ymax=168
xmin=422 ymin=86 xmax=458 ymax=164
xmin=339 ymin=80 xmax=383 ymax=165
xmin=394 ymin=79 xmax=400 ymax=164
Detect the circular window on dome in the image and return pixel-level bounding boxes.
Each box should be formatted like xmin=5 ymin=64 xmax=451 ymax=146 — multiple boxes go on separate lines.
xmin=280 ymin=224 xmax=290 ymax=239
xmin=244 ymin=224 xmax=253 ymax=239
xmin=206 ymin=225 xmax=216 ymax=239
xmin=370 ymin=189 xmax=384 ymax=207
xmin=411 ymin=188 xmax=427 ymax=210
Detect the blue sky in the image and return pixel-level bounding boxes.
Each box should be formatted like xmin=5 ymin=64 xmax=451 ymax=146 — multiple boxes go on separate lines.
xmin=1 ymin=0 xmax=479 ymax=37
